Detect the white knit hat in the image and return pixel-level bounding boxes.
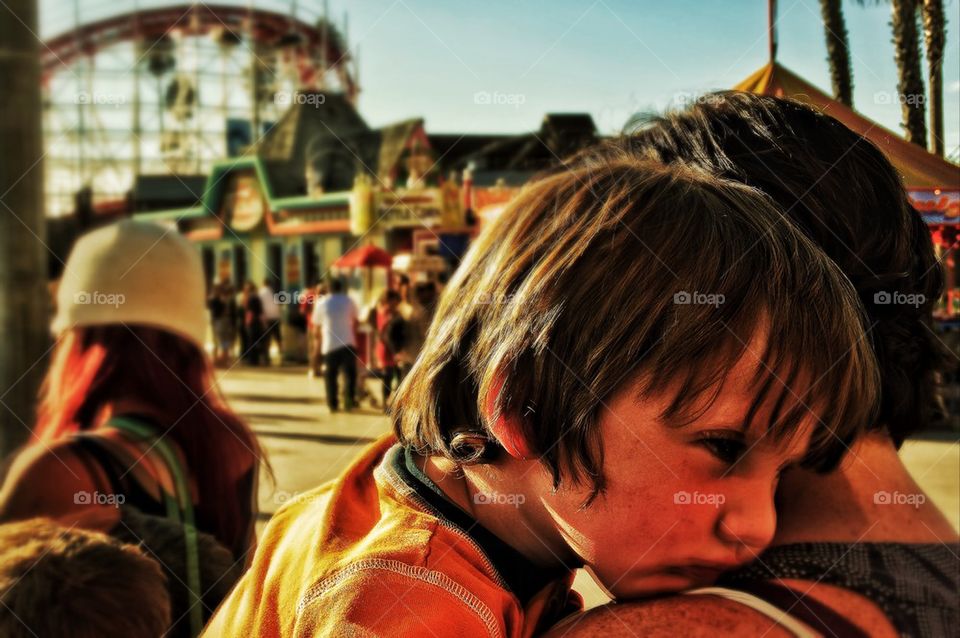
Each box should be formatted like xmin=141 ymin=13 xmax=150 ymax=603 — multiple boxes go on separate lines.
xmin=52 ymin=220 xmax=208 ymax=348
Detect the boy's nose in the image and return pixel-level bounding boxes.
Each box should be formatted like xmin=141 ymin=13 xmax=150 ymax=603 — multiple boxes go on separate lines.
xmin=716 ymin=487 xmax=778 ymax=558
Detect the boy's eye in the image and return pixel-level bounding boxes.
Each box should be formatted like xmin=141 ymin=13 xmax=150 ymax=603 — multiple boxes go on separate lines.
xmin=699 ymin=434 xmax=747 ymax=466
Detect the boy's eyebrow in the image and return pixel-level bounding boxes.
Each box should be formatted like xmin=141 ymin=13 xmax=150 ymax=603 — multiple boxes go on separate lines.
xmin=658 ymin=414 xmax=751 ymax=432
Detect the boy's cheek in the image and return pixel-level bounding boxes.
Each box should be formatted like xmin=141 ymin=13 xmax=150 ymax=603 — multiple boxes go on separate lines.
xmin=543 ymin=484 xmax=678 ymax=556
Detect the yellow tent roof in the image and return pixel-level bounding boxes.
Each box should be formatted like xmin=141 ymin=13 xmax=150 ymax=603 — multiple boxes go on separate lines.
xmin=735 ymin=62 xmax=959 ymax=190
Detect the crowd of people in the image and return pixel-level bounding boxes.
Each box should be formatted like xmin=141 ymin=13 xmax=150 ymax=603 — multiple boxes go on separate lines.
xmin=301 ymin=274 xmax=439 ymax=413
xmin=0 ymin=93 xmax=956 ymax=638
xmin=208 ymin=263 xmax=440 ymax=417
xmin=208 ymin=277 xmax=283 ymax=367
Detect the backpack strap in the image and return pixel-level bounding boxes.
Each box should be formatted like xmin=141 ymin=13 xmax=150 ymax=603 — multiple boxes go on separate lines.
xmin=728 ymin=581 xmax=872 ymax=638
xmin=107 ymin=416 xmax=203 ymax=637
xmin=685 ymin=587 xmax=819 ymax=637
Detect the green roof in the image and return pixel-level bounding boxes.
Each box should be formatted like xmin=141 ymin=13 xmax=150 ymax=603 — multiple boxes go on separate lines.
xmin=133 ymin=155 xmax=351 ymax=226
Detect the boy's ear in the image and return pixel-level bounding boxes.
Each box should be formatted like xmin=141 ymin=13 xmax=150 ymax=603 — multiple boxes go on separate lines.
xmin=484 ymin=372 xmax=537 ymax=460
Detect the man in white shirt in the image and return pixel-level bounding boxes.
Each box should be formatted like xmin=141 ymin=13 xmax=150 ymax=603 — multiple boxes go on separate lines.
xmin=311 ymin=278 xmax=359 ymax=412
xmin=258 ymin=279 xmax=283 ymax=364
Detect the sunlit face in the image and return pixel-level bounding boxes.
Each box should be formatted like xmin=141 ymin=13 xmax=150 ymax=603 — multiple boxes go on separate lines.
xmin=535 ymin=335 xmax=816 ymax=599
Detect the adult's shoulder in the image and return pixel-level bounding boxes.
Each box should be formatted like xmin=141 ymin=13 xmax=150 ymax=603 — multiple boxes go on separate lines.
xmin=542 ymin=595 xmax=796 ymax=638
xmin=0 ymin=438 xmax=107 ymax=525
xmin=543 ymin=581 xmax=897 ymax=638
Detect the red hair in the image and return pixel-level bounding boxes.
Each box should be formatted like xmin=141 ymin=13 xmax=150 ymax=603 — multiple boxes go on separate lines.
xmin=36 ymin=325 xmax=264 ymax=557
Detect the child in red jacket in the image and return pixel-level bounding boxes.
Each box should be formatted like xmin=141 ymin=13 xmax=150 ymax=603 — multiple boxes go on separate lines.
xmin=204 ymin=160 xmax=879 ymax=637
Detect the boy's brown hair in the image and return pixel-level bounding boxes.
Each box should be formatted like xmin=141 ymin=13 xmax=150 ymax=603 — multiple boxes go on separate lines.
xmin=0 ymin=518 xmax=170 ymax=638
xmin=392 ymin=159 xmax=880 ymax=498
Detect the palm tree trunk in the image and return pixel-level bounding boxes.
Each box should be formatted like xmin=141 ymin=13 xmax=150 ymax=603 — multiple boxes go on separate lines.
xmin=891 ymin=0 xmax=928 ymax=147
xmin=921 ymin=0 xmax=945 ymax=156
xmin=820 ymin=0 xmax=855 ymax=106
xmin=0 ymin=0 xmax=49 ymax=456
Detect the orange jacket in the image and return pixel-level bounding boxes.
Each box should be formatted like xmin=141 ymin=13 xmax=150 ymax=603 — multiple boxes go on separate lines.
xmin=202 ymin=435 xmax=578 ymax=637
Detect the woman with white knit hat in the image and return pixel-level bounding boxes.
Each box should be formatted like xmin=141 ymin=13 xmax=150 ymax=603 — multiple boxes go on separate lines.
xmin=0 ymin=220 xmax=265 ymax=636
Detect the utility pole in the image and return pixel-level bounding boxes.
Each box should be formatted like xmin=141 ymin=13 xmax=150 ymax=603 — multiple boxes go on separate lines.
xmin=0 ymin=0 xmax=49 ymax=457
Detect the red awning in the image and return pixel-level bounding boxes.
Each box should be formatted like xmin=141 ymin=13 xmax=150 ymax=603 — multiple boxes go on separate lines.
xmin=333 ymin=245 xmax=393 ymax=268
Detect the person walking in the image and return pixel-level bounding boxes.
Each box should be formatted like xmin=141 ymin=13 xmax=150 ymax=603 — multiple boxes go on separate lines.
xmin=242 ymin=281 xmax=266 ymax=366
xmin=234 ymin=283 xmax=248 ymax=362
xmin=208 ymin=276 xmax=235 ymax=366
xmin=304 ymin=282 xmax=327 ymax=379
xmin=311 ymin=278 xmax=358 ymax=412
xmin=395 ymin=281 xmax=438 ymax=379
xmin=258 ymin=279 xmax=282 ymax=364
xmin=375 ymin=289 xmax=405 ymax=411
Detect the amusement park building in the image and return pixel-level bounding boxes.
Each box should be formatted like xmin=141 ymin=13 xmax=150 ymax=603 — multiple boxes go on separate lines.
xmin=130 ymin=91 xmax=599 ymax=294
xmin=40 ymin=1 xmax=599 ymax=292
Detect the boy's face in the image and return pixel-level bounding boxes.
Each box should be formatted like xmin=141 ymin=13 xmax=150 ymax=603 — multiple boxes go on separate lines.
xmin=536 ymin=336 xmax=816 ymax=599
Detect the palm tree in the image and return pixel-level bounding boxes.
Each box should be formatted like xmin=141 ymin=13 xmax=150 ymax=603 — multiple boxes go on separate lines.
xmin=921 ymin=0 xmax=946 ymax=156
xmin=819 ymin=0 xmax=855 ymax=106
xmin=857 ymin=0 xmax=928 ymax=147
xmin=890 ymin=0 xmax=929 ymax=147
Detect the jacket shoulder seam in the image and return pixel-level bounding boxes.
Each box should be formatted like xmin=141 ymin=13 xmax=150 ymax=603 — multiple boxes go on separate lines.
xmin=296 ymin=557 xmax=503 ymax=638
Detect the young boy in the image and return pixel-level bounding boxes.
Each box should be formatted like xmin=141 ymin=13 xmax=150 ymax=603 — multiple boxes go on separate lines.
xmin=0 ymin=517 xmax=170 ymax=638
xmin=203 ymin=160 xmax=879 ymax=637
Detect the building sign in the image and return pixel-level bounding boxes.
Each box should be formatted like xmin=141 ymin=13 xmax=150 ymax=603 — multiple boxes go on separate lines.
xmin=910 ymin=189 xmax=960 ymax=225
xmin=375 ymin=188 xmax=444 ymax=229
xmin=221 ymin=170 xmax=266 ymax=232
xmin=472 ymin=185 xmax=520 ymax=210
xmin=472 ymin=185 xmax=521 ymax=225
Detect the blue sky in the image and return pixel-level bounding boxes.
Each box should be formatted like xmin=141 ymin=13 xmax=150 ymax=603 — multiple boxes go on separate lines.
xmin=39 ymin=0 xmax=960 ymax=154
xmin=337 ymin=0 xmax=960 ymax=154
